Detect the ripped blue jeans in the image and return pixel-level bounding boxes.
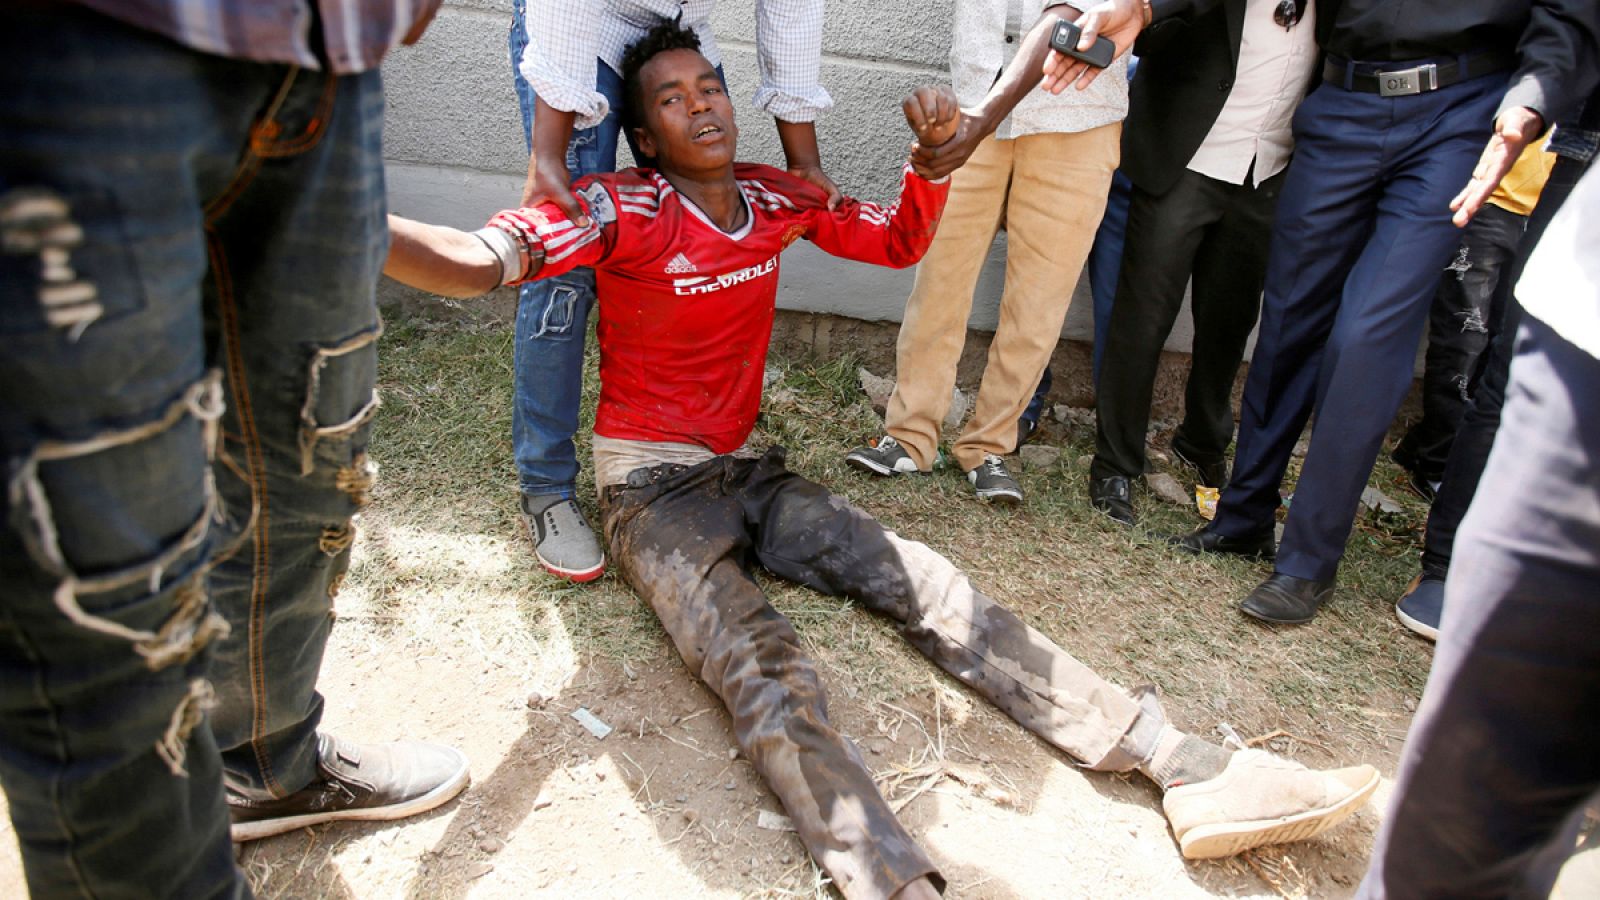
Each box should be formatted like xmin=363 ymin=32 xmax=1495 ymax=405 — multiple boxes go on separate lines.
xmin=1 ymin=6 xmax=386 ymax=896
xmin=508 ymin=0 xmax=630 ymax=500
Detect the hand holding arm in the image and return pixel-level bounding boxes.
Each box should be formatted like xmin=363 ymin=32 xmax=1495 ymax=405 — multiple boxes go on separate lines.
xmin=902 ymin=85 xmax=961 ymax=179
xmin=521 ymin=98 xmax=588 ymax=225
xmin=909 ymin=3 xmax=1083 ymax=179
xmin=1451 ymin=108 xmax=1545 ymax=227
xmin=777 ymin=119 xmax=843 ymax=211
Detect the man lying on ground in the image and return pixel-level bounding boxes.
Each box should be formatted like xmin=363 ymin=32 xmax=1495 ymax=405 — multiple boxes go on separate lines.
xmin=383 ymin=21 xmax=1378 ymax=900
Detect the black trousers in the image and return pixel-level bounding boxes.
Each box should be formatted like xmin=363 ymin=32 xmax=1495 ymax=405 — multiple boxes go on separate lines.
xmin=1419 ymin=153 xmax=1589 ymax=578
xmin=1091 ymin=166 xmax=1284 ymax=483
xmin=1393 ymin=203 xmax=1526 ymax=482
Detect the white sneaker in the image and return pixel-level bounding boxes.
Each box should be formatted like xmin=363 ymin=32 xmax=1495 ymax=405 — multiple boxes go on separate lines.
xmin=1162 ymin=748 xmax=1379 ymax=859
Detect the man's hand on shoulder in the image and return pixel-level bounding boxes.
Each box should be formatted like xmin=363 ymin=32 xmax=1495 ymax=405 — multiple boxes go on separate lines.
xmin=1451 ymin=107 xmax=1545 ymax=228
xmin=524 ymin=98 xmax=589 ymax=226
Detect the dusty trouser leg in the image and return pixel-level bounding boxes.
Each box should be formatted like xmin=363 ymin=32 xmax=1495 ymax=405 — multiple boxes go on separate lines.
xmin=0 ymin=6 xmax=266 ymax=895
xmin=738 ymin=450 xmax=1158 ymax=770
xmin=200 ymin=65 xmax=390 ymax=801
xmin=603 ymin=460 xmax=943 ymax=900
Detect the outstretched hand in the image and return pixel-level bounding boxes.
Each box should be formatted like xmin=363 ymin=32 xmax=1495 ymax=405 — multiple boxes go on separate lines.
xmin=903 ymin=85 xmax=965 ymax=179
xmin=1451 ymin=108 xmax=1544 ymax=227
xmin=1041 ymin=0 xmax=1144 ymax=93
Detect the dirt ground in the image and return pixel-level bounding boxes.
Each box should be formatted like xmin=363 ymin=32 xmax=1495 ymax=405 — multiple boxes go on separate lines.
xmin=1 ymin=325 xmax=1589 ymax=899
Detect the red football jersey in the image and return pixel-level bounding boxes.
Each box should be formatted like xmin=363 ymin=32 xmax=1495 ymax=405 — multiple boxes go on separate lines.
xmin=491 ymin=163 xmax=948 ymax=452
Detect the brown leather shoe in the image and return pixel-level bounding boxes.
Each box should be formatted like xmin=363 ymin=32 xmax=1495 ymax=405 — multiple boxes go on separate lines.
xmin=229 ymin=734 xmax=470 ymax=841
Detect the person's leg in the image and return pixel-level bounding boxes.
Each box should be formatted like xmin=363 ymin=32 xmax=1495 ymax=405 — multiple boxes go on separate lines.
xmin=1091 ymin=173 xmax=1224 ymax=491
xmin=601 ymin=459 xmax=942 ymax=900
xmin=1273 ymin=75 xmax=1506 ymax=586
xmin=1170 ymin=168 xmax=1284 ymax=487
xmin=198 ymin=63 xmax=468 ymax=832
xmin=1420 ymin=154 xmax=1586 ymax=578
xmin=0 ymin=7 xmax=251 ymax=895
xmin=1393 ymin=204 xmax=1523 ymax=489
xmin=507 ymin=0 xmax=618 ymax=578
xmin=1205 ymin=85 xmax=1382 ymax=541
xmin=953 ymin=124 xmax=1119 ymax=475
xmin=1089 ymin=168 xmax=1135 ymax=383
xmin=739 ymin=450 xmax=1379 ymax=859
xmin=876 ymin=137 xmax=1013 ymax=471
xmin=1360 ymin=319 xmax=1600 ymax=899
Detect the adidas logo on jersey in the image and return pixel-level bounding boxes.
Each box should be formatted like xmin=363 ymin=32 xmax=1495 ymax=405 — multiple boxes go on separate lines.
xmin=664 ymin=252 xmax=698 ymax=274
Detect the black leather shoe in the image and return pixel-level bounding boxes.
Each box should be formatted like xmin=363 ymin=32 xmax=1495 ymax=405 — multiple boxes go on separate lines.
xmin=1169 ymin=523 xmax=1276 ymax=560
xmin=1089 ymin=475 xmax=1136 ymax=525
xmin=1239 ymin=573 xmax=1335 ymax=625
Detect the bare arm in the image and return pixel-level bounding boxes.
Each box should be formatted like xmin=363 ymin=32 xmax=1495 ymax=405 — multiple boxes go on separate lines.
xmin=910 ymin=3 xmax=1081 ymax=179
xmin=777 ymin=119 xmax=844 ymax=210
xmin=383 ymin=215 xmax=506 ymax=299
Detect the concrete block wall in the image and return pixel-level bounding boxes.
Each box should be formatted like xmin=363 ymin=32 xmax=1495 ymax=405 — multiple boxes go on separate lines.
xmin=380 ymin=1 xmax=1190 ymax=351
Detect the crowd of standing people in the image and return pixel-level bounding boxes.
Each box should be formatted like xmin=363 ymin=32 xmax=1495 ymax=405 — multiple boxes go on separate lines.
xmin=2 ymin=0 xmax=1597 ymax=898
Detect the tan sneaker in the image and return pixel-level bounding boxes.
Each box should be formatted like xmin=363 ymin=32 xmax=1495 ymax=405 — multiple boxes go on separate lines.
xmin=1162 ymin=748 xmax=1379 ymax=859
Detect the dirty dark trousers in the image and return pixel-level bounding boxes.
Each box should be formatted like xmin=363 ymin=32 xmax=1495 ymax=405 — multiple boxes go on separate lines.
xmin=1392 ymin=203 xmax=1525 ymax=483
xmin=603 ymin=449 xmax=1158 ymax=900
xmin=0 ymin=6 xmax=386 ymax=897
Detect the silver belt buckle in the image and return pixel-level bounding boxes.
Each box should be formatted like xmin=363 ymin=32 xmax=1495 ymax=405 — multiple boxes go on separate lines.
xmin=1378 ymin=62 xmax=1439 ymax=97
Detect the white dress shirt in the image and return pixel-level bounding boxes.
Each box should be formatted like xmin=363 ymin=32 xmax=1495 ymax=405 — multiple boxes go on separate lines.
xmin=520 ymin=0 xmax=833 ymax=131
xmin=1186 ymin=0 xmax=1318 ymax=185
xmin=950 ymin=0 xmax=1128 ymax=139
xmin=1517 ymin=161 xmax=1600 ymax=359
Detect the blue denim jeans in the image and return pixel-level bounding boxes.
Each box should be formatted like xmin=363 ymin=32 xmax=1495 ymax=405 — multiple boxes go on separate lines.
xmin=2 ymin=5 xmax=387 ymax=896
xmin=508 ymin=0 xmax=630 ymax=500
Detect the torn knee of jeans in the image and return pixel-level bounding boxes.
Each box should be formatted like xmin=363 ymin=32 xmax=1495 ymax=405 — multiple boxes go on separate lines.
xmin=1453 ymin=372 xmax=1473 ymax=403
xmin=296 ymin=324 xmax=382 ymax=475
xmin=1457 ymin=307 xmax=1488 ymax=334
xmin=334 ymin=452 xmax=378 ymax=508
xmin=0 ymin=187 xmax=102 ymax=341
xmin=154 ymin=678 xmax=217 ymax=777
xmin=135 ymin=575 xmax=231 ymax=670
xmin=319 ymin=520 xmax=356 ymax=555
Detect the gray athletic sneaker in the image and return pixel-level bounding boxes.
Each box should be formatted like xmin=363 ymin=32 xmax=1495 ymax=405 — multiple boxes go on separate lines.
xmin=968 ymin=454 xmax=1023 ymax=505
xmin=845 ymin=434 xmax=921 ymax=476
xmin=522 ymin=494 xmax=605 ymax=582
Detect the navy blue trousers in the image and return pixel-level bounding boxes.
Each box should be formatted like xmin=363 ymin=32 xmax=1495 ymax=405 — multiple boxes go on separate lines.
xmin=1212 ymin=71 xmax=1506 ymax=581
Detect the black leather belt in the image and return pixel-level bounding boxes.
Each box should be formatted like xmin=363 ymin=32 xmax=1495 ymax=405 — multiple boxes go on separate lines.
xmin=1323 ymin=51 xmax=1515 ymax=97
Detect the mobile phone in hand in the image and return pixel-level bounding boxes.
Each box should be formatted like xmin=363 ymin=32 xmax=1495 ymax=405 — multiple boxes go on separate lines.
xmin=1049 ymin=19 xmax=1114 ymax=69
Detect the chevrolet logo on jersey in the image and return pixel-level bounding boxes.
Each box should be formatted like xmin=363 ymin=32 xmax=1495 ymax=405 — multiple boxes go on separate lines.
xmin=673 ymin=256 xmax=778 ymax=295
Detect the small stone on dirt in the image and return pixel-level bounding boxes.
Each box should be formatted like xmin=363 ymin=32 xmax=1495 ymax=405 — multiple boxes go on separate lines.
xmin=724 ymin=780 xmax=737 ymax=791
xmin=711 ymin=849 xmax=724 ymax=863
xmin=1147 ymin=472 xmax=1191 ymax=506
xmin=682 ymin=808 xmax=700 ymax=824
xmin=533 ymin=792 xmax=553 ymax=811
xmin=1361 ymin=486 xmax=1403 ymax=514
xmin=727 ymin=747 xmax=739 ymax=761
xmin=479 ymin=838 xmax=505 ymax=854
xmin=1019 ymin=445 xmax=1062 ymax=471
xmin=1052 ymin=404 xmax=1094 ymax=429
xmin=943 ymin=388 xmax=971 ymax=430
xmin=467 ymin=862 xmax=494 ymax=879
xmin=525 ymin=691 xmax=547 ymax=710
xmin=596 ymin=770 xmax=607 ymax=782
xmin=858 ymin=368 xmax=894 ymax=415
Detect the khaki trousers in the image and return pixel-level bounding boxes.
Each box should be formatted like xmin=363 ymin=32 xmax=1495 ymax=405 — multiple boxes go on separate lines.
xmin=886 ymin=126 xmax=1120 ymax=471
